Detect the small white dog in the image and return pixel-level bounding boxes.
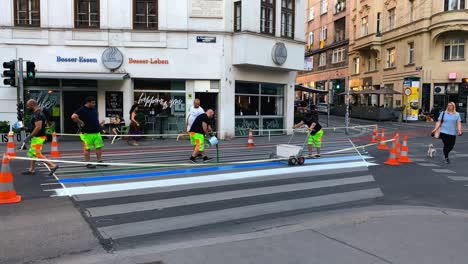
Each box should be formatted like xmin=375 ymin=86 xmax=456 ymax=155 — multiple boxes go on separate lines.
xmin=427 ymin=144 xmax=436 ymax=158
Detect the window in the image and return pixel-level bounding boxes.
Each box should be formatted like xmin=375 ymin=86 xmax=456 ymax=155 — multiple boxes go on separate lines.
xmin=388 ymin=8 xmax=395 ymax=31
xmin=281 ymin=0 xmax=295 ymax=39
xmin=374 ymin=56 xmax=379 ymax=70
xmin=234 ymin=1 xmax=241 ymax=32
xmin=133 ymin=0 xmax=158 ymax=30
xmin=308 ymin=32 xmax=314 ymax=45
xmin=308 ymin=7 xmax=315 ymax=21
xmin=408 ymin=42 xmax=415 ymax=64
xmin=332 ymin=48 xmax=346 ymax=63
xmin=444 ymin=39 xmax=465 ymax=60
xmin=304 ymin=56 xmax=313 ymax=71
xmin=376 ymin=12 xmax=381 ymax=35
xmin=75 ymin=0 xmax=99 ymax=28
xmin=361 ymin=16 xmax=368 ymax=36
xmin=367 ymin=55 xmax=372 ymax=72
xmin=386 ymin=48 xmax=396 ymax=68
xmin=14 ymin=0 xmax=40 ymax=27
xmin=321 ymin=0 xmax=328 ymax=14
xmin=353 ymin=57 xmax=360 ymax=74
xmin=334 ymin=17 xmax=346 ymax=42
xmin=334 ymin=0 xmax=346 ymax=14
xmin=320 ymin=26 xmax=327 ymax=41
xmin=444 ymin=0 xmax=466 ymax=11
xmin=319 ymin=53 xmax=326 ymax=66
xmin=409 ymin=0 xmax=414 ymax=22
xmin=261 ymin=0 xmax=275 ymax=35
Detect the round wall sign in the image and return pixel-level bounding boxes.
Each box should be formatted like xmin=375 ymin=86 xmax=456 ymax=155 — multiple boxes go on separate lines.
xmin=272 ymin=43 xmax=288 ymax=65
xmin=404 ymin=88 xmax=412 ymax=96
xmin=102 ymin=47 xmax=124 ymax=70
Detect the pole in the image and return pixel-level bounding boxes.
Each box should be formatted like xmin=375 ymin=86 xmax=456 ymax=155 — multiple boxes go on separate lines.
xmin=345 ymin=79 xmax=350 ymax=135
xmin=327 ymin=87 xmax=331 ymax=128
xmin=466 ymin=97 xmax=468 ymax=124
xmin=18 ymin=58 xmax=24 ymax=103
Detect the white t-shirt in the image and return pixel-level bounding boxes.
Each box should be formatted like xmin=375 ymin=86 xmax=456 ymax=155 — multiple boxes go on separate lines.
xmin=187 ymin=106 xmax=205 ymax=130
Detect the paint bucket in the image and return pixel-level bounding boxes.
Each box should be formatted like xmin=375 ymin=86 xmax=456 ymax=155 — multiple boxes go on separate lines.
xmin=208 ymin=136 xmax=219 ymax=146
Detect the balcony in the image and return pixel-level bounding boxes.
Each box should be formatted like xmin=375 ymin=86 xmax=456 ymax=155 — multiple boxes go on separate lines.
xmin=430 ymin=10 xmax=468 ymax=40
xmin=352 ymin=33 xmax=382 ymax=52
xmin=232 ymin=32 xmax=304 ymax=71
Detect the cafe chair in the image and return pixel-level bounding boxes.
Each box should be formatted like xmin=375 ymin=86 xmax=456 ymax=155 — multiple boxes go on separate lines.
xmin=111 ymin=125 xmax=130 ymax=144
xmin=145 ymin=115 xmax=156 ymax=134
xmin=167 ymin=115 xmax=181 ymax=133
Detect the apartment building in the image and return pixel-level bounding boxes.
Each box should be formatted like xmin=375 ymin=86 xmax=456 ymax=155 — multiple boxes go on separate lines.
xmin=0 ymin=0 xmax=306 ymax=138
xmin=297 ymin=0 xmax=349 ymax=105
xmin=349 ymin=0 xmax=468 ymax=120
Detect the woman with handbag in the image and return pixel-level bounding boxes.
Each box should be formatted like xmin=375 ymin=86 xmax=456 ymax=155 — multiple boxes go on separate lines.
xmin=431 ymin=102 xmax=463 ymax=164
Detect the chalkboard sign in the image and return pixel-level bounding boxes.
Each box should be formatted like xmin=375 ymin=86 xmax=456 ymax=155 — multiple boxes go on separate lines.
xmin=106 ymin=91 xmax=123 ymax=117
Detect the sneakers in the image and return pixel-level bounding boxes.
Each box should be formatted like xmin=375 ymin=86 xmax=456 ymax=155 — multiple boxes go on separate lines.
xmin=314 ymin=154 xmax=321 ymax=158
xmin=97 ymin=160 xmax=108 ymax=167
xmin=445 ymin=158 xmax=450 ymax=164
xmin=49 ymin=165 xmax=59 ymax=176
xmin=21 ymin=170 xmax=36 ymax=175
xmin=189 ymin=156 xmax=197 ymax=163
xmin=203 ymin=156 xmax=213 ymax=162
xmin=86 ymin=164 xmax=97 ymax=169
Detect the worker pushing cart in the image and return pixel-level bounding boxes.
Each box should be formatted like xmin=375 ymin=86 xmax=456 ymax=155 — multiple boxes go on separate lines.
xmin=292 ymin=107 xmax=323 ymax=158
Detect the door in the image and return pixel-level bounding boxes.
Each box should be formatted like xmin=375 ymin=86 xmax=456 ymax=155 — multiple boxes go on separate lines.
xmin=63 ymin=91 xmax=97 ymax=133
xmin=195 ymin=92 xmax=218 ymax=130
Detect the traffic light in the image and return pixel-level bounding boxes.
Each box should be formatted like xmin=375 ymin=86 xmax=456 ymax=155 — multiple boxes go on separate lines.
xmin=2 ymin=61 xmax=16 ymax=86
xmin=17 ymin=102 xmax=24 ymax=121
xmin=461 ymin=78 xmax=468 ymax=98
xmin=26 ymin=61 xmax=36 ymax=80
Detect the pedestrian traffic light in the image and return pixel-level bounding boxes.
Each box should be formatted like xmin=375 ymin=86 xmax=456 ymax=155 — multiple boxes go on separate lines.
xmin=17 ymin=102 xmax=24 ymax=121
xmin=26 ymin=61 xmax=36 ymax=80
xmin=2 ymin=61 xmax=16 ymax=87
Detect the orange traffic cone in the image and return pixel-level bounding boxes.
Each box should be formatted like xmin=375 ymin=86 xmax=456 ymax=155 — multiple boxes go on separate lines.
xmin=384 ymin=138 xmax=401 ymax=166
xmin=398 ymin=136 xmax=412 ymax=163
xmin=395 ymin=132 xmax=401 ymax=158
xmin=371 ymin=126 xmax=379 ymax=143
xmin=50 ymin=132 xmax=60 ymax=158
xmin=6 ymin=131 xmax=16 ymax=157
xmin=247 ymin=129 xmax=255 ymax=148
xmin=0 ymin=155 xmax=21 ymax=204
xmin=377 ymin=129 xmax=388 ymax=150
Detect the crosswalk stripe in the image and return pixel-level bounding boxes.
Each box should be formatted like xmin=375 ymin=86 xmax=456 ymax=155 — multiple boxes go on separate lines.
xmin=74 ymin=166 xmax=370 ymax=201
xmin=52 ymin=161 xmax=375 ymax=197
xmin=86 ymin=175 xmax=376 ymax=217
xmin=447 ymin=176 xmax=468 ymax=181
xmin=97 ymin=188 xmax=383 ymax=240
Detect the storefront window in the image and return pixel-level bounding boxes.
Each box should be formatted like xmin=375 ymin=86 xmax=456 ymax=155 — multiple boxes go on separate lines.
xmin=235 ymin=81 xmax=285 ymax=136
xmin=24 ymin=90 xmax=61 ymax=134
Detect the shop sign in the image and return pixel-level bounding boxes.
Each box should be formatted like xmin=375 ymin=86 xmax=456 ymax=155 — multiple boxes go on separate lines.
xmin=190 ymin=0 xmax=223 ymax=18
xmin=137 ymin=93 xmax=183 ymax=109
xmin=56 ymin=56 xmax=98 ymax=63
xmin=349 ymin=78 xmax=363 ymax=87
xmin=448 ymin=72 xmax=457 ymax=80
xmin=272 ymin=43 xmax=288 ymax=65
xmin=102 ymin=47 xmax=124 ymax=70
xmin=105 ymin=91 xmax=123 ymax=117
xmin=196 ymin=36 xmax=216 ymax=43
xmin=128 ymin=58 xmax=169 ymax=65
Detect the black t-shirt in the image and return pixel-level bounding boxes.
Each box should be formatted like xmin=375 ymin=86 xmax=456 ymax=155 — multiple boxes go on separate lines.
xmin=303 ymin=114 xmax=322 ymax=135
xmin=30 ymin=110 xmax=47 ymax=137
xmin=189 ymin=113 xmax=210 ymax=134
xmin=74 ymin=106 xmax=101 ymax=133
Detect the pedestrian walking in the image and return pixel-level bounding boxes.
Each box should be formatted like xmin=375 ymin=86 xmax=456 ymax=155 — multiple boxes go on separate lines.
xmin=292 ymin=106 xmax=323 ymax=158
xmin=189 ymin=109 xmax=214 ymax=163
xmin=22 ymin=99 xmax=59 ymax=175
xmin=186 ymin=98 xmax=205 ymax=131
xmin=71 ymin=96 xmax=106 ymax=168
xmin=431 ymin=102 xmax=463 ymax=164
xmin=128 ymin=104 xmax=141 ymax=146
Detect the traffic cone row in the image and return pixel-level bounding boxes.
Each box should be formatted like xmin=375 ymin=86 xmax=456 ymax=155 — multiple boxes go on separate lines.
xmin=398 ymin=136 xmax=412 ymax=163
xmin=377 ymin=129 xmax=388 ymax=150
xmin=50 ymin=132 xmax=60 ymax=158
xmin=384 ymin=137 xmax=400 ymax=166
xmin=0 ymin=154 xmax=21 ymax=204
xmin=247 ymin=128 xmax=255 ymax=148
xmin=383 ymin=132 xmax=412 ymax=166
xmin=371 ymin=126 xmax=379 ymax=143
xmin=6 ymin=132 xmax=16 ymax=157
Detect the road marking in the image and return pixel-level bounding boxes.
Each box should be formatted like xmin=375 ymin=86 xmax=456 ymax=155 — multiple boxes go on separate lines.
xmin=52 ymin=161 xmax=375 ymax=197
xmin=432 ymin=169 xmax=456 ymax=174
xmin=416 ymin=163 xmax=439 ymax=167
xmin=447 ymin=176 xmax=468 ymax=181
xmin=86 ymin=175 xmax=376 ymax=217
xmin=455 ymin=154 xmax=468 ymax=158
xmin=97 ymin=188 xmax=383 ymax=240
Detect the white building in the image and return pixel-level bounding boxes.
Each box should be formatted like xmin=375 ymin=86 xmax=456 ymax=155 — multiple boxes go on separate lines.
xmin=0 ymin=0 xmax=305 ymax=139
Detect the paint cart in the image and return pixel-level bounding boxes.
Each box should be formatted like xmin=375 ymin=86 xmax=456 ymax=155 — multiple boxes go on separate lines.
xmin=270 ymin=128 xmax=309 ymax=166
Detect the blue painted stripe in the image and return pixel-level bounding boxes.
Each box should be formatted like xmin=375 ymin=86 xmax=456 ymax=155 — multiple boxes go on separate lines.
xmin=59 ymin=155 xmax=368 ymax=184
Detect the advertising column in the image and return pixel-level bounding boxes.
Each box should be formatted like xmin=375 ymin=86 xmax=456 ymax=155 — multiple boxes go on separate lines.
xmin=403 ymin=77 xmax=420 ymax=121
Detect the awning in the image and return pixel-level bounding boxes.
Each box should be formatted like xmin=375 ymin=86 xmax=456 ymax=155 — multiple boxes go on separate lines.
xmin=295 ymin=85 xmax=328 ymax=94
xmin=36 ymin=72 xmax=130 ymax=80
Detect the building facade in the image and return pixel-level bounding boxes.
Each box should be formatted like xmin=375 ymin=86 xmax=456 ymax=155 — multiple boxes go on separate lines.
xmin=349 ymin=0 xmax=468 ymax=120
xmin=0 ymin=0 xmax=306 ymax=138
xmin=296 ymin=0 xmax=349 ymax=106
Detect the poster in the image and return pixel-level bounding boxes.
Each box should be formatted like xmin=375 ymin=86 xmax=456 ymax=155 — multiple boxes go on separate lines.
xmin=403 ymin=79 xmax=420 ymax=121
xmin=105 ymin=91 xmax=123 ymax=117
xmin=190 ymin=0 xmax=223 ymax=18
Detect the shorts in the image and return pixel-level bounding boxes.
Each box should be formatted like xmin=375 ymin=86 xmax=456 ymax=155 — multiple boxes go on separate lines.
xmin=28 ymin=136 xmax=46 ymax=159
xmin=80 ymin=133 xmax=104 ymax=151
xmin=189 ymin=132 xmax=205 ymax=152
xmin=308 ymin=129 xmax=324 ymax=148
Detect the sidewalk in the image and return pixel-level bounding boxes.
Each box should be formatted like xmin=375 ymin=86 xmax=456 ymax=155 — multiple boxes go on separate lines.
xmin=32 ymin=205 xmax=468 ymax=264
